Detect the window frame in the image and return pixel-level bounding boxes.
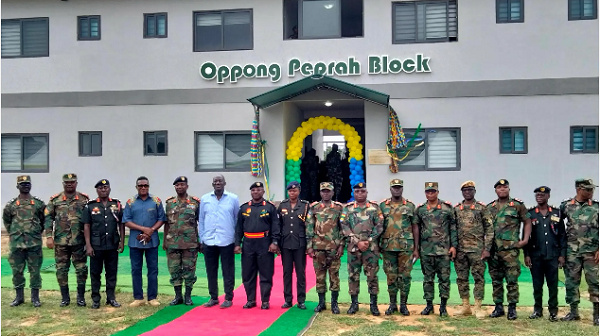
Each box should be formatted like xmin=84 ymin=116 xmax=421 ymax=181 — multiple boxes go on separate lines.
xmin=499 ymin=127 xmax=528 ymax=154
xmin=78 ymin=131 xmax=102 ymax=157
xmin=143 ymin=130 xmax=168 ymax=156
xmin=194 ymin=131 xmax=252 ymax=172
xmin=570 ymin=125 xmax=599 ymax=153
xmin=77 ymin=15 xmax=101 ymax=41
xmin=1 ymin=17 xmax=49 ymax=59
xmin=496 ymin=0 xmax=525 ymax=23
xmin=192 ymin=9 xmax=254 ymax=52
xmin=391 ymin=0 xmax=458 ymax=44
xmin=569 ymin=0 xmax=598 ymax=20
xmin=396 ymin=127 xmax=461 ymax=172
xmin=1 ymin=133 xmax=50 ymax=173
xmin=144 ymin=12 xmax=168 ymax=38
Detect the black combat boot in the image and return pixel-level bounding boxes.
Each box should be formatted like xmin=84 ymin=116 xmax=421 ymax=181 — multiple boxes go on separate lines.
xmin=184 ymin=286 xmax=194 ymax=305
xmin=370 ymin=294 xmax=380 ymax=316
xmin=314 ymin=293 xmax=326 ymax=312
xmin=170 ymin=286 xmax=183 ymax=306
xmin=399 ymin=295 xmax=410 ymax=316
xmin=507 ymin=303 xmax=517 ymax=320
xmin=489 ymin=303 xmax=505 ymax=318
xmin=31 ymin=288 xmax=41 ymax=308
xmin=59 ymin=285 xmax=70 ymax=307
xmin=331 ymin=291 xmax=340 ymax=314
xmin=560 ymin=303 xmax=581 ymax=321
xmin=385 ymin=293 xmax=398 ymax=315
xmin=76 ymin=285 xmax=86 ymax=307
xmin=420 ymin=300 xmax=434 ymax=315
xmin=439 ymin=298 xmax=448 ymax=317
xmin=10 ymin=288 xmax=24 ymax=307
xmin=347 ymin=295 xmax=359 ymax=314
xmin=593 ymin=302 xmax=598 ymax=326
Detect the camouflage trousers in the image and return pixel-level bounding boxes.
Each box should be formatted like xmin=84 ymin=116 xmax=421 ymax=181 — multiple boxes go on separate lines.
xmin=313 ymin=249 xmax=341 ymax=294
xmin=9 ymin=246 xmax=43 ymax=289
xmin=167 ymin=248 xmax=198 ymax=287
xmin=55 ymin=244 xmax=88 ymax=287
xmin=454 ymin=251 xmax=486 ymax=300
xmin=565 ymin=251 xmax=599 ymax=304
xmin=347 ymin=249 xmax=380 ymax=295
xmin=488 ymin=249 xmax=520 ymax=304
xmin=421 ymin=254 xmax=451 ymax=300
xmin=382 ymin=250 xmax=413 ymax=297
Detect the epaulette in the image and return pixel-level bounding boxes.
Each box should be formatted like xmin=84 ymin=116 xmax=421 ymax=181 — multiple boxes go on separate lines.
xmin=87 ymin=198 xmax=99 ymax=204
xmin=370 ymin=200 xmax=378 ymax=205
xmin=417 ymin=203 xmax=425 ymax=208
xmin=405 ymin=199 xmax=413 ymax=204
xmin=513 ymin=198 xmax=523 ymax=203
xmin=300 ymin=199 xmax=309 ymax=204
xmin=593 ymin=199 xmax=599 ymax=204
xmin=192 ymin=196 xmax=201 ymax=203
xmin=49 ymin=193 xmax=60 ymax=200
xmin=454 ymin=203 xmax=461 ymax=207
xmin=487 ymin=200 xmax=496 ymax=206
xmin=79 ymin=192 xmax=89 ymax=199
xmin=310 ymin=201 xmax=319 ymax=207
xmin=166 ymin=196 xmax=176 ymax=202
xmin=477 ymin=201 xmax=486 ymax=206
xmin=266 ymin=200 xmax=276 ymax=207
xmin=6 ymin=198 xmax=16 ymax=205
xmin=151 ymin=196 xmax=161 ymax=204
xmin=281 ymin=199 xmax=289 ymax=203
xmin=380 ymin=198 xmax=389 ymax=205
xmin=112 ymin=198 xmax=121 ymax=204
xmin=444 ymin=200 xmax=452 ymax=206
xmin=346 ymin=201 xmax=355 ymax=207
xmin=33 ymin=196 xmax=43 ymax=202
xmin=127 ymin=196 xmax=137 ymax=205
xmin=333 ymin=201 xmax=343 ymax=206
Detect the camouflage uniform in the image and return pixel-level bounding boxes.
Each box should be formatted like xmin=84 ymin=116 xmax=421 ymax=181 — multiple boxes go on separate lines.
xmin=306 ymin=200 xmax=344 ymax=294
xmin=379 ymin=198 xmax=417 ymax=298
xmin=487 ymin=198 xmax=529 ymax=304
xmin=3 ymin=195 xmax=46 ymax=290
xmin=415 ymin=200 xmax=457 ymax=300
xmin=454 ymin=200 xmax=494 ymax=300
xmin=560 ymin=197 xmax=599 ymax=305
xmin=45 ymin=191 xmax=90 ymax=287
xmin=165 ymin=195 xmax=201 ymax=287
xmin=340 ymin=201 xmax=384 ymax=295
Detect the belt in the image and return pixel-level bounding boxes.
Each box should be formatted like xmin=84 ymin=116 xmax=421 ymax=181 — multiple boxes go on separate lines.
xmin=244 ymin=231 xmax=269 ymax=238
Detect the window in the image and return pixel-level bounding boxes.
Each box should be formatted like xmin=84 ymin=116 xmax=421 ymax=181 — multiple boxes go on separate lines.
xmin=144 ymin=13 xmax=167 ymax=38
xmin=283 ymin=0 xmax=363 ymax=40
xmin=78 ymin=15 xmax=101 ymax=40
xmin=195 ymin=132 xmax=251 ymax=171
xmin=1 ymin=18 xmax=49 ymax=58
xmin=569 ymin=0 xmax=597 ymax=20
xmin=499 ymin=127 xmax=528 ymax=154
xmin=1 ymin=134 xmax=49 ymax=172
xmin=497 ymin=0 xmax=524 ymax=23
xmin=398 ymin=128 xmax=460 ymax=171
xmin=392 ymin=0 xmax=457 ymax=44
xmin=144 ymin=131 xmax=168 ymax=156
xmin=194 ymin=10 xmax=252 ymax=52
xmin=571 ymin=126 xmax=599 ymax=153
xmin=79 ymin=131 xmax=102 ymax=156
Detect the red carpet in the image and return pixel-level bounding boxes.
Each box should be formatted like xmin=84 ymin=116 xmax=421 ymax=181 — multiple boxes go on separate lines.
xmin=143 ymin=255 xmax=316 ymax=336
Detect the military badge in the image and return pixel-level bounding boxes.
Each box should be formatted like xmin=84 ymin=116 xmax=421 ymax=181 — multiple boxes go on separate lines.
xmin=92 ymin=207 xmax=101 ymax=215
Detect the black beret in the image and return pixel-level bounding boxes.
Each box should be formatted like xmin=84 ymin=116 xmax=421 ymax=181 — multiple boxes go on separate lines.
xmin=534 ymin=186 xmax=551 ymax=193
xmin=494 ymin=179 xmax=509 ymax=188
xmin=353 ymin=182 xmax=366 ymax=189
xmin=286 ymin=181 xmax=300 ymax=190
xmin=249 ymin=181 xmax=264 ymax=190
xmin=173 ymin=176 xmax=188 ymax=185
xmin=95 ymin=179 xmax=110 ymax=188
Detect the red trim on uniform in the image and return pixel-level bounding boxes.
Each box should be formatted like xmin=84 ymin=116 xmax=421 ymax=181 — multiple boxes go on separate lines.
xmin=548 ymin=206 xmax=552 ymax=212
xmin=509 ymin=201 xmax=514 ymax=206
xmin=571 ymin=199 xmax=575 ymax=205
xmin=262 ymin=201 xmax=266 ymax=206
xmin=30 ymin=199 xmax=34 ymax=205
xmin=75 ymin=194 xmax=79 ymax=200
xmin=62 ymin=195 xmax=67 ymax=201
xmin=589 ymin=200 xmax=592 ymax=206
xmin=16 ymin=200 xmax=20 ymax=206
xmin=535 ymin=207 xmax=539 ymax=213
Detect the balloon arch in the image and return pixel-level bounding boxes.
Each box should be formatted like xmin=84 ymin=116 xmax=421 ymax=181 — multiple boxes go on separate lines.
xmin=284 ymin=116 xmax=365 ymax=194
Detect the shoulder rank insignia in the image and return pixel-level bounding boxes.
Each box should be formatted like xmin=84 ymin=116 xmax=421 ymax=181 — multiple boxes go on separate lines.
xmin=166 ymin=196 xmax=175 ymax=202
xmin=152 ymin=196 xmax=161 ymax=204
xmin=513 ymin=198 xmax=523 ymax=203
xmin=444 ymin=200 xmax=452 ymax=206
xmin=333 ymin=201 xmax=343 ymax=206
xmin=127 ymin=196 xmax=137 ymax=205
xmin=192 ymin=196 xmax=201 ymax=203
xmin=310 ymin=201 xmax=319 ymax=207
xmin=345 ymin=201 xmax=355 ymax=207
xmin=477 ymin=201 xmax=486 ymax=206
xmin=49 ymin=193 xmax=59 ymax=200
xmin=79 ymin=192 xmax=89 ymax=199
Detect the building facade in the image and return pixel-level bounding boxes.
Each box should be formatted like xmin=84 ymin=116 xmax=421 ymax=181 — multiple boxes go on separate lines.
xmin=2 ymin=0 xmax=598 ymax=209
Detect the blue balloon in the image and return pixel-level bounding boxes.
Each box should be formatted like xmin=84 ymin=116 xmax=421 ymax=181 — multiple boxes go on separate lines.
xmin=350 ymin=158 xmax=357 ymax=164
xmin=356 ymin=160 xmax=363 ymax=166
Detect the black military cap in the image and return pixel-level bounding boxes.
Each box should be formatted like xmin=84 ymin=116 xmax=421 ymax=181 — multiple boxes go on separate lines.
xmin=353 ymin=182 xmax=366 ymax=189
xmin=249 ymin=181 xmax=264 ymax=189
xmin=95 ymin=179 xmax=110 ymax=188
xmin=286 ymin=181 xmax=300 ymax=190
xmin=173 ymin=176 xmax=188 ymax=185
xmin=533 ymin=186 xmax=550 ymax=193
xmin=494 ymin=179 xmax=509 ymax=188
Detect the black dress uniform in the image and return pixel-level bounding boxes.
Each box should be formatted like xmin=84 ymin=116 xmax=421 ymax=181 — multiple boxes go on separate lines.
xmin=278 ymin=195 xmax=310 ymax=307
xmin=525 ymin=195 xmax=566 ymax=318
xmin=235 ymin=192 xmax=280 ymax=307
xmin=81 ymin=193 xmax=123 ymax=306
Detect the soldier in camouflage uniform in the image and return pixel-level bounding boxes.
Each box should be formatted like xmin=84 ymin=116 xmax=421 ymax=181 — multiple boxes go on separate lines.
xmin=487 ymin=179 xmax=531 ymax=320
xmin=306 ymin=182 xmax=345 ymax=314
xmin=340 ymin=182 xmax=384 ymax=316
xmin=559 ymin=178 xmax=599 ymax=326
xmin=453 ymin=181 xmax=493 ymax=318
xmin=164 ymin=176 xmax=201 ymax=306
xmin=415 ymin=182 xmax=457 ymax=317
xmin=3 ymin=175 xmax=46 ymax=307
xmin=379 ymin=179 xmax=419 ymax=316
xmin=45 ymin=173 xmax=90 ymax=307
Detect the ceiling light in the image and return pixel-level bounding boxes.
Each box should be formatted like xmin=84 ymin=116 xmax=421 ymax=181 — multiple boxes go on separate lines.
xmin=324 ymin=101 xmax=333 ymax=107
xmin=324 ymin=4 xmax=334 ymax=9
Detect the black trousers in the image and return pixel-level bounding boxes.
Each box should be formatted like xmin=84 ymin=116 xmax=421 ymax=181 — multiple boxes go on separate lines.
xmin=90 ymin=249 xmax=118 ymax=303
xmin=281 ymin=247 xmax=307 ymax=303
xmin=530 ymin=256 xmax=559 ymax=314
xmin=204 ymin=243 xmax=235 ymax=301
xmin=241 ymin=237 xmax=274 ymax=303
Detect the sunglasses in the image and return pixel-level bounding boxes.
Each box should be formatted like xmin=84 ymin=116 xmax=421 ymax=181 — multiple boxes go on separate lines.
xmin=137 ymin=184 xmax=150 ymax=188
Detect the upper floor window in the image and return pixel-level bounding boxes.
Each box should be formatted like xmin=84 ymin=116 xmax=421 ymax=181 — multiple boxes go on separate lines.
xmin=1 ymin=18 xmax=49 ymax=58
xmin=144 ymin=131 xmax=168 ymax=156
xmin=78 ymin=15 xmax=101 ymax=40
xmin=569 ymin=0 xmax=597 ymax=20
xmin=1 ymin=134 xmax=49 ymax=172
xmin=398 ymin=128 xmax=461 ymax=171
xmin=283 ymin=0 xmax=363 ymax=40
xmin=499 ymin=127 xmax=528 ymax=154
xmin=79 ymin=131 xmax=102 ymax=157
xmin=194 ymin=10 xmax=253 ymax=52
xmin=571 ymin=126 xmax=599 ymax=153
xmin=144 ymin=13 xmax=167 ymax=38
xmin=392 ymin=0 xmax=457 ymax=44
xmin=497 ymin=0 xmax=524 ymax=23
